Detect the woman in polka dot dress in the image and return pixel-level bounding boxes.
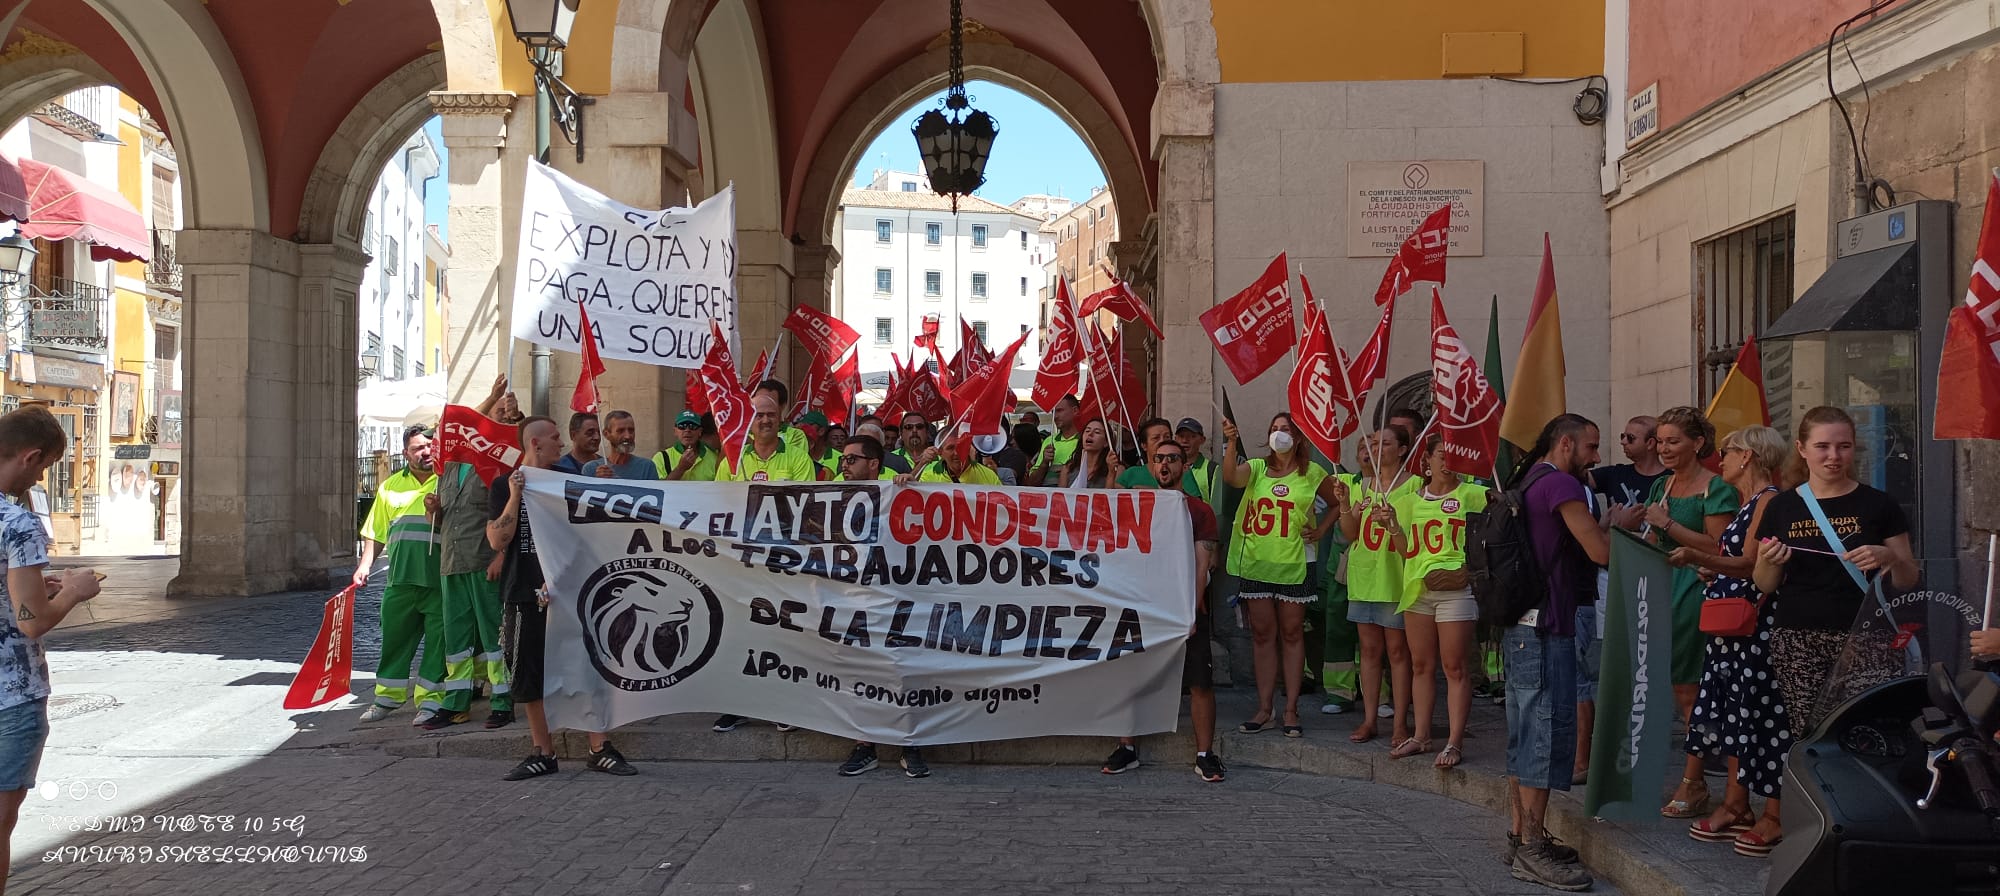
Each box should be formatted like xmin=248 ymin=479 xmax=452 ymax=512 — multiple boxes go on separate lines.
xmin=1666 ymin=425 xmax=1791 ymax=857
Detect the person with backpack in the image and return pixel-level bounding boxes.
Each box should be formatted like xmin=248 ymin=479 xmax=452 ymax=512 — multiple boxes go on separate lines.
xmin=1487 ymin=414 xmax=1609 ymax=891
xmin=1335 ymin=425 xmax=1417 ymax=746
xmin=1639 ymin=406 xmax=1740 ymax=821
xmin=1375 ymin=432 xmax=1487 ymax=768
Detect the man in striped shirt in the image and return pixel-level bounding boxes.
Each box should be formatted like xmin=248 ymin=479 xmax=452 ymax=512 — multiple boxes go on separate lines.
xmin=355 ymin=425 xmax=448 ymax=725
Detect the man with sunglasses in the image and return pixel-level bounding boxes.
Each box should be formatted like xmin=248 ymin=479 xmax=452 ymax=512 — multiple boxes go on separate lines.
xmin=1591 ymin=416 xmax=1665 ymax=511
xmin=894 ymin=412 xmax=934 ymax=469
xmin=654 ymin=411 xmax=720 ymax=482
xmin=1100 ymin=439 xmax=1223 ymax=782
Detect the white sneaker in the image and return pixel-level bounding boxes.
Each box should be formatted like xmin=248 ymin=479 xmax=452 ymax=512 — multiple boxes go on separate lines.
xmin=1320 ymin=703 xmax=1346 ymax=715
xmin=1376 ymin=704 xmax=1394 ymax=719
xmin=411 ymin=708 xmax=438 ymax=727
xmin=358 ymin=704 xmax=395 ymax=723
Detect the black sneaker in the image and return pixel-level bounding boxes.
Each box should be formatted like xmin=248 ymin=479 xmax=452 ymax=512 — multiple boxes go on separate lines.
xmin=900 ymin=747 xmax=930 ymax=779
xmin=417 ymin=710 xmax=469 ymax=731
xmin=1502 ymin=832 xmax=1581 ymax=866
xmin=1101 ymin=745 xmax=1140 ymax=775
xmin=503 ymin=753 xmax=558 ymax=781
xmin=774 ymin=723 xmax=800 ymax=732
xmin=838 ymin=744 xmax=878 ymax=776
xmin=1195 ymin=752 xmax=1225 ymax=783
xmin=484 ymin=710 xmax=514 ymax=729
xmin=589 ymin=743 xmax=638 ymax=776
xmin=712 ymin=714 xmax=743 ymax=732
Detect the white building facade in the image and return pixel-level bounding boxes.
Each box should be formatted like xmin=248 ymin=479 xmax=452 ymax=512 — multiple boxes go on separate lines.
xmin=356 ymin=127 xmax=441 ymax=457
xmin=834 ymin=185 xmax=1050 ymax=383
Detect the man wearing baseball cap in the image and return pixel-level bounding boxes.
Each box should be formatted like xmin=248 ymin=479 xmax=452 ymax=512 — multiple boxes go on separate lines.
xmin=797 ymin=411 xmax=838 ymax=478
xmin=1176 ymin=417 xmax=1216 ymax=503
xmin=655 ymin=411 xmax=720 ymax=482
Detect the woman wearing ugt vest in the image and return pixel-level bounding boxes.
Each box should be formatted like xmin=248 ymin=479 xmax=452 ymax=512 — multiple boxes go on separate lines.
xmin=1371 ymin=432 xmax=1487 ymax=767
xmin=1336 ymin=425 xmax=1418 ymax=747
xmin=1219 ymin=413 xmax=1343 ymax=738
xmin=1640 ymin=406 xmax=1741 ymax=820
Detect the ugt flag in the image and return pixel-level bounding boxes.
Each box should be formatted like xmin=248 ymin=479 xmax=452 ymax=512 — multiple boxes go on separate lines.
xmin=1201 ymin=253 xmax=1296 ymax=385
xmin=1586 ymin=530 xmax=1677 ymax=820
xmin=1427 ymin=289 xmax=1505 ymax=477
xmin=1033 ymin=280 xmax=1083 ymax=409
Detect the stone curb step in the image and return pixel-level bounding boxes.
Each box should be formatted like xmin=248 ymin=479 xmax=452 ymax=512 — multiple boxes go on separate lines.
xmin=372 ymin=718 xmax=1732 ymax=896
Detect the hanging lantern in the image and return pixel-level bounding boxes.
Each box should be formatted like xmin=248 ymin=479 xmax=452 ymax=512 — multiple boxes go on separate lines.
xmin=910 ymin=0 xmax=998 ymax=211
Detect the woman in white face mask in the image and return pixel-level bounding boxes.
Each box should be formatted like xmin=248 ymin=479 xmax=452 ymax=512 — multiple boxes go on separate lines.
xmin=1219 ymin=413 xmax=1346 ymax=738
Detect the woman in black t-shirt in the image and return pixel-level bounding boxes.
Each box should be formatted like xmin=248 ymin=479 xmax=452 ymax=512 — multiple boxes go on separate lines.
xmin=1753 ymin=407 xmax=1918 ymax=746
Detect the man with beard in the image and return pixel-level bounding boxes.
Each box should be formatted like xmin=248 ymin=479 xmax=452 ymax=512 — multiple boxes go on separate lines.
xmin=1026 ymin=395 xmax=1081 ymax=486
xmin=582 ymin=410 xmax=657 ymax=480
xmin=490 ymin=415 xmax=638 ymax=780
xmin=894 ymin=412 xmax=934 ymax=470
xmin=553 ymin=412 xmax=602 ymax=474
xmin=356 ymin=425 xmax=448 ymax=725
xmin=655 ymin=411 xmax=720 ymax=482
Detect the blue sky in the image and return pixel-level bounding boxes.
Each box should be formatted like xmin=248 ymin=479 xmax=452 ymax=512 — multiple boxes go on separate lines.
xmin=852 ymin=80 xmax=1107 ymax=205
xmin=423 ymin=117 xmax=449 ymax=241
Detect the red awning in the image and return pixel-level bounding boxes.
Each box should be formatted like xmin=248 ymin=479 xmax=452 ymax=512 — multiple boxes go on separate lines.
xmin=13 ymin=156 xmax=150 ymax=263
xmin=0 ymin=156 xmax=27 ymax=225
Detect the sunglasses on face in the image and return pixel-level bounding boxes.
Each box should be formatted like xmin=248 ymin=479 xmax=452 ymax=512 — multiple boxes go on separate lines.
xmin=902 ymin=423 xmax=927 ymax=431
xmin=840 ymin=455 xmax=870 ymax=465
xmin=676 ymin=423 xmax=701 ymax=431
xmin=1152 ymin=454 xmax=1184 ymax=464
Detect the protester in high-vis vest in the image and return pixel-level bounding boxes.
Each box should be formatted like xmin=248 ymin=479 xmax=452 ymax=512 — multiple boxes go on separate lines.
xmin=355 ymin=425 xmax=447 ymax=725
xmin=1219 ymin=413 xmax=1343 ymax=739
xmin=657 ymin=410 xmax=721 ymax=481
xmin=1335 ymin=425 xmax=1417 ymax=746
xmin=714 ymin=394 xmax=812 ymax=733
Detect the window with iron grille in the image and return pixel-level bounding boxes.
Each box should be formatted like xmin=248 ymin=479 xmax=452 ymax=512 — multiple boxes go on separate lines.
xmin=925 ymin=271 xmax=941 ymax=297
xmin=876 ymin=219 xmax=892 ymax=243
xmin=971 ymin=320 xmax=988 ymax=344
xmin=925 ymin=222 xmax=941 ymax=246
xmin=1695 ymin=214 xmax=1796 ymax=404
xmin=875 ymin=268 xmax=892 ymax=293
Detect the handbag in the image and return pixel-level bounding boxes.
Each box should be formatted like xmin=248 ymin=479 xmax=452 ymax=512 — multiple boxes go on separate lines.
xmin=1699 ymin=592 xmax=1765 ymax=637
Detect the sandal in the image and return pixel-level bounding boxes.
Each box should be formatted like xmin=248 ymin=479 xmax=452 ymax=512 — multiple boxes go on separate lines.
xmin=1688 ymin=808 xmax=1755 ymax=843
xmin=1733 ymin=829 xmax=1783 ymax=857
xmin=1238 ymin=717 xmax=1275 ymax=734
xmin=1388 ymin=737 xmax=1432 ymax=759
xmin=1433 ymin=744 xmax=1462 ymax=769
xmin=1660 ymin=777 xmax=1711 ymax=819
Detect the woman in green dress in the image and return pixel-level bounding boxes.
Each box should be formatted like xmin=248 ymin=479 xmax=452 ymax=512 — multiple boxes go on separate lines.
xmin=1642 ymin=406 xmax=1740 ymax=818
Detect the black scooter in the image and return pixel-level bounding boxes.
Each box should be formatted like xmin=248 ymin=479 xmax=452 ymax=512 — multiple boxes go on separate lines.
xmin=1768 ymin=662 xmax=2000 ymax=895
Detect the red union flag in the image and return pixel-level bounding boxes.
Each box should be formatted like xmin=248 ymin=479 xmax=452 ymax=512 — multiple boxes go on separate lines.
xmin=1428 ymin=288 xmax=1506 ymax=476
xmin=570 ymin=301 xmax=608 ymax=414
xmin=1201 ymin=253 xmax=1296 ymax=385
xmin=1033 ymin=279 xmax=1083 ymax=408
xmin=791 ymin=351 xmax=857 ymax=425
xmin=1288 ymin=276 xmax=1362 ymax=465
xmin=1374 ymin=204 xmax=1453 ymax=307
xmin=952 ymin=317 xmax=995 ymax=384
xmin=1348 ymin=299 xmax=1395 ymax=390
xmin=696 ymin=319 xmax=753 ymax=467
xmin=1937 ymin=170 xmax=2000 ymax=440
xmin=437 ymin=404 xmax=523 ymax=485
xmin=1080 ymin=326 xmax=1146 ymax=433
xmin=781 ymin=304 xmax=861 ymax=366
xmin=283 ymin=586 xmax=356 ymax=710
xmin=1079 ymin=274 xmax=1163 ymax=338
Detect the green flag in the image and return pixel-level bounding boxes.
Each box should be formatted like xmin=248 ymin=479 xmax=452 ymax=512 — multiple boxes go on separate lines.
xmin=1585 ymin=529 xmax=1678 ymax=820
xmin=1484 ymin=296 xmax=1517 ymax=481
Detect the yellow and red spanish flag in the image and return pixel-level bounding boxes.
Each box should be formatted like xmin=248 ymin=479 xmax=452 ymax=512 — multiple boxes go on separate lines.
xmin=1705 ymin=335 xmax=1770 ymax=444
xmin=1498 ymin=234 xmax=1566 ymax=451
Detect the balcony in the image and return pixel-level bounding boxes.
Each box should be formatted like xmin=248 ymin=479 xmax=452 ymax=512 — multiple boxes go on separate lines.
xmin=146 ymin=231 xmax=182 ymax=294
xmin=11 ymin=278 xmax=110 ymax=353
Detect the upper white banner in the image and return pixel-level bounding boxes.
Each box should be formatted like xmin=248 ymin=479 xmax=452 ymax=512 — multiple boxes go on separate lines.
xmin=511 ymin=160 xmax=737 ymax=370
xmin=521 ymin=472 xmax=1196 ymax=746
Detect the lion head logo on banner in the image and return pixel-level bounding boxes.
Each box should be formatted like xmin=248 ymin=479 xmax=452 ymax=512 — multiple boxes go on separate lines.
xmin=576 ymin=558 xmax=723 ymax=691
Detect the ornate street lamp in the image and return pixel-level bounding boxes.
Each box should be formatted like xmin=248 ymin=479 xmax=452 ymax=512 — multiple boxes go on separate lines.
xmin=911 ymin=0 xmax=998 ymax=212
xmin=0 ymin=235 xmax=36 ymax=289
xmin=359 ymin=347 xmax=381 ymax=381
xmin=503 ymin=0 xmax=593 ymax=163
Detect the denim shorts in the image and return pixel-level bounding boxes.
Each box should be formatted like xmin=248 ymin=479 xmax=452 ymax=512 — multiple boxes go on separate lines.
xmin=1346 ymin=600 xmax=1405 ymax=630
xmin=0 ymin=698 xmax=50 ymax=791
xmin=1504 ymin=624 xmax=1577 ymax=792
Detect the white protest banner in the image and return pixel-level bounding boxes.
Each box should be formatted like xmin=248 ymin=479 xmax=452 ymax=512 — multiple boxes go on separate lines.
xmin=512 ymin=160 xmax=737 ymax=369
xmin=521 ymin=471 xmax=1195 ymax=745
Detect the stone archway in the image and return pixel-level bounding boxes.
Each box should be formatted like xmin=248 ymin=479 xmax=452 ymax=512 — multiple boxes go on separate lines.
xmin=0 ymin=37 xmax=121 ymax=131
xmin=296 ymin=52 xmax=450 ymax=247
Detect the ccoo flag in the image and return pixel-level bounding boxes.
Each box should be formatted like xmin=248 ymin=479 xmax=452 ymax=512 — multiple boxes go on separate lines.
xmin=1935 ymin=169 xmax=2000 ymax=441
xmin=1497 ymin=235 xmax=1566 ymax=452
xmin=1201 ymin=253 xmax=1297 ymax=385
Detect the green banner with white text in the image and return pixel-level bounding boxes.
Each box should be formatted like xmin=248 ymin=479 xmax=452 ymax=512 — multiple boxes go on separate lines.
xmin=1585 ymin=529 xmax=1676 ymax=820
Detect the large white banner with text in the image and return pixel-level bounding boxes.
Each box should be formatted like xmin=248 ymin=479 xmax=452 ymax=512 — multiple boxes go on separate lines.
xmin=511 ymin=160 xmax=736 ymax=369
xmin=521 ymin=471 xmax=1195 ymax=745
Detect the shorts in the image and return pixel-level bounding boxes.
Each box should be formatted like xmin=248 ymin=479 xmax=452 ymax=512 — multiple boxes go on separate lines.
xmin=0 ymin=698 xmax=50 ymax=791
xmin=1504 ymin=623 xmax=1577 ymax=792
xmin=1183 ymin=613 xmax=1215 ymax=691
xmin=1574 ymin=605 xmax=1601 ymax=703
xmin=1346 ymin=599 xmax=1405 ymax=630
xmin=1237 ymin=577 xmax=1316 ymax=604
xmin=1407 ymin=588 xmax=1477 ymax=623
xmin=504 ymin=602 xmax=548 ymax=704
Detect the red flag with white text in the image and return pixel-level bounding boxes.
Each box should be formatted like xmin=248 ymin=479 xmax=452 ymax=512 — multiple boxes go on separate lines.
xmin=953 ymin=317 xmax=995 ymax=384
xmin=1373 ymin=204 xmax=1452 ymax=307
xmin=1200 ymin=253 xmax=1296 ymax=385
xmin=1033 ymin=279 xmax=1084 ymax=409
xmin=282 ymin=586 xmax=356 ymax=710
xmin=1288 ymin=275 xmax=1362 ymax=465
xmin=696 ymin=319 xmax=753 ymax=468
xmin=437 ymin=404 xmax=524 ymax=485
xmin=1936 ymin=170 xmax=2000 ymax=441
xmin=944 ymin=330 xmax=1034 ymax=464
xmin=570 ymin=302 xmax=608 ymax=414
xmin=1079 ymin=274 xmax=1163 ymax=339
xmin=1348 ymin=298 xmax=1395 ymax=391
xmin=782 ymin=304 xmax=861 ymax=366
xmin=1427 ymin=288 xmax=1506 ymax=477
xmin=791 ymin=351 xmax=857 ymax=425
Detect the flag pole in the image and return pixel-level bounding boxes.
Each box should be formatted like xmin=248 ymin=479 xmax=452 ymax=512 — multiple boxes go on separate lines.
xmin=1984 ymin=530 xmax=1996 ymax=628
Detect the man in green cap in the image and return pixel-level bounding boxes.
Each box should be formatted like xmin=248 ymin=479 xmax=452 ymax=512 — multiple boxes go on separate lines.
xmin=656 ymin=410 xmax=721 ymax=481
